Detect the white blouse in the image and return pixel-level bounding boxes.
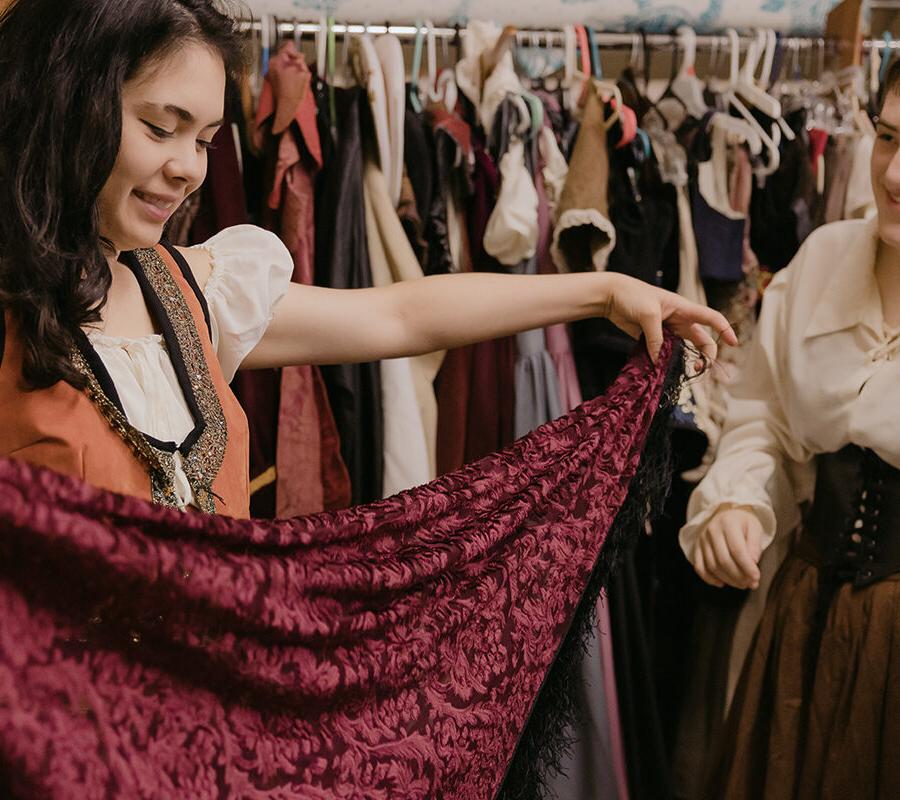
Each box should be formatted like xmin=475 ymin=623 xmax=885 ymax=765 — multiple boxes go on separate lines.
xmin=88 ymin=225 xmax=293 ymax=509
xmin=680 ymin=215 xmax=900 ymax=560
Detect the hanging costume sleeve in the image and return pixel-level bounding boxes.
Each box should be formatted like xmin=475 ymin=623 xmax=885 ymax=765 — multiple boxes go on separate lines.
xmin=0 ymin=336 xmax=685 ymax=800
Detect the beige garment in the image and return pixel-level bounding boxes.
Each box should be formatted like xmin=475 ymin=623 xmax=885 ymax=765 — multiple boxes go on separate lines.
xmin=681 ymin=216 xmax=900 ymax=564
xmin=538 ymin=126 xmax=569 ymax=219
xmin=352 ymin=36 xmax=391 ymax=188
xmin=363 ymin=161 xmax=446 ymax=490
xmin=454 ymin=20 xmax=522 ymax=134
xmin=844 ymin=132 xmax=877 ymax=221
xmin=483 ymin=138 xmax=539 ymax=266
xmin=373 ymin=34 xmax=405 ymax=208
xmin=551 ymin=89 xmax=616 ymax=272
xmin=651 ymin=135 xmax=718 ymax=456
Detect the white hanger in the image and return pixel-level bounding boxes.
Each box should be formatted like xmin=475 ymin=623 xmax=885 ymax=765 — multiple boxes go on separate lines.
xmin=759 ymin=28 xmax=777 ymax=88
xmin=563 ymin=24 xmax=577 ymax=89
xmin=425 ymin=20 xmax=438 ymax=97
xmin=671 ymin=26 xmax=709 ymax=117
xmin=722 ymin=30 xmax=782 ymax=174
xmin=316 ymin=14 xmax=327 ymax=74
xmin=737 ymin=31 xmax=782 ymax=119
xmin=709 ymin=113 xmax=763 ymax=155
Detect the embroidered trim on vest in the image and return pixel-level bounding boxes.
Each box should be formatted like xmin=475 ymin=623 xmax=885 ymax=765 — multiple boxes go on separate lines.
xmin=71 ymin=246 xmax=228 ymax=513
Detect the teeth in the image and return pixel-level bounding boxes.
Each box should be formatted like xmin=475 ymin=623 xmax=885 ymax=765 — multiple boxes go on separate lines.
xmin=135 ymin=191 xmax=173 ymax=209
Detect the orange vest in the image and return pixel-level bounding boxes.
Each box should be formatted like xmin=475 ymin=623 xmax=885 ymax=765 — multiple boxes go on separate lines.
xmin=0 ymin=243 xmax=250 ymax=517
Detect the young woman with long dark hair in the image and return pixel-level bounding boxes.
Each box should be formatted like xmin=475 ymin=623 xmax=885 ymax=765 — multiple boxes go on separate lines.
xmin=0 ymin=0 xmax=733 ymax=514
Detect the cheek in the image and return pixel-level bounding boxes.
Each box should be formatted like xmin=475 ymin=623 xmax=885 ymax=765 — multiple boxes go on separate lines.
xmin=109 ymin=124 xmax=161 ymax=194
xmin=872 ymin=153 xmax=891 ymax=191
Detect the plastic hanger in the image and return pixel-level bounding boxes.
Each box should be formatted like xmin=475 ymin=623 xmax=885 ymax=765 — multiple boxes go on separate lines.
xmin=560 ymin=25 xmax=578 ymax=110
xmin=328 ymin=18 xmax=338 ymax=126
xmin=316 ymin=14 xmax=327 ymax=76
xmin=409 ymin=22 xmax=426 ymax=113
xmin=435 ymin=69 xmax=458 ymax=112
xmin=618 ymin=29 xmax=669 ymax=127
xmin=759 ymin=29 xmax=777 ymax=88
xmin=709 ymin=111 xmax=763 ymax=155
xmin=736 ymin=30 xmax=782 ymax=119
xmin=522 ymin=91 xmax=544 ymax=138
xmin=880 ymin=32 xmax=893 ymax=86
xmin=574 ymin=26 xmax=591 ymax=80
xmin=722 ymin=29 xmax=781 ymax=174
xmin=709 ymin=34 xmax=722 ymax=79
xmin=260 ymin=14 xmax=272 ymax=79
xmin=669 ymin=26 xmax=708 ymax=118
xmin=586 ymin=26 xmax=602 ymax=79
xmin=509 ymin=93 xmax=532 ymax=140
xmin=426 ymin=21 xmax=438 ymax=92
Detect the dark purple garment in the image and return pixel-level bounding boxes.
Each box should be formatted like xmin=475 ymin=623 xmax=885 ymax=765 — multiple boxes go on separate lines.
xmin=690 ymin=183 xmax=745 ymax=284
xmin=314 ymin=85 xmax=383 ymax=505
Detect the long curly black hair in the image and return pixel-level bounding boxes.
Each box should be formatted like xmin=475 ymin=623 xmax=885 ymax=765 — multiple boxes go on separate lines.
xmin=0 ymin=0 xmax=246 ymax=389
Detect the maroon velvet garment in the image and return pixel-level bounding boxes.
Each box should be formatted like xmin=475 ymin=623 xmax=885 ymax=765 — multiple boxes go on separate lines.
xmin=0 ymin=339 xmax=680 ymax=800
xmin=255 ymin=43 xmax=352 ymax=517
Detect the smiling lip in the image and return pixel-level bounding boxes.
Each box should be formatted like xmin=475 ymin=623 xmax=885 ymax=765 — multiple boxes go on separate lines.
xmin=132 ymin=189 xmax=179 ymax=222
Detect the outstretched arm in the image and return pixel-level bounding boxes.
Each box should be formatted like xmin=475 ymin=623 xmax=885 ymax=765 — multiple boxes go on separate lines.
xmin=241 ymin=269 xmax=736 ymax=369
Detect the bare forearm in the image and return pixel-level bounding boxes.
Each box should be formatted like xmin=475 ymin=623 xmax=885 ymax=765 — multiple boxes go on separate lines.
xmin=390 ymin=271 xmax=612 ymax=354
xmin=244 ymin=265 xmax=733 ymax=369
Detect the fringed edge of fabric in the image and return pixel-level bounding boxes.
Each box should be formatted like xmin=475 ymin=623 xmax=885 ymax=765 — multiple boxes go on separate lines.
xmin=496 ymin=338 xmax=686 ymax=800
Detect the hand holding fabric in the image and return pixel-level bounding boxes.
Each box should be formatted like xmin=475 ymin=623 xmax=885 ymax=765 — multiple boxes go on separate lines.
xmin=600 ymin=272 xmax=737 ymax=365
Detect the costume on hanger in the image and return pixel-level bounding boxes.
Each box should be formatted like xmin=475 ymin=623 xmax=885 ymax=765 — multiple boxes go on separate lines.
xmin=363 ymin=159 xmax=446 ymax=492
xmin=682 ymin=217 xmax=900 ymax=798
xmin=314 ymin=85 xmax=384 ymax=505
xmin=0 ymin=337 xmax=684 ymax=800
xmin=255 ymin=41 xmax=352 ymax=517
xmin=749 ymin=109 xmax=816 ymax=273
xmin=434 ymin=138 xmax=517 ymax=475
xmin=551 ymin=88 xmax=617 ymax=273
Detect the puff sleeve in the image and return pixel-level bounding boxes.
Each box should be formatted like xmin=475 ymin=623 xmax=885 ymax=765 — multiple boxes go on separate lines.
xmin=190 ymin=225 xmax=293 ymax=382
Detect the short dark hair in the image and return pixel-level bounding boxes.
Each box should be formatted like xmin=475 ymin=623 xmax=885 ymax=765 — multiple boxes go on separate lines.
xmin=0 ymin=0 xmax=247 ymax=389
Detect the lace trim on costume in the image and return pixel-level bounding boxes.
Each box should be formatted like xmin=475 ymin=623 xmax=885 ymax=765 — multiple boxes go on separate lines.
xmin=72 ymin=246 xmax=227 ymax=513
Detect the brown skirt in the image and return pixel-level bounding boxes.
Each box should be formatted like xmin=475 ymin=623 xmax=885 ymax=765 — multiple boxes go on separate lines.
xmin=706 ymin=538 xmax=900 ymax=800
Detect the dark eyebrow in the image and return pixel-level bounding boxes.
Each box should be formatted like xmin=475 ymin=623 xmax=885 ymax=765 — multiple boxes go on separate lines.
xmin=142 ymin=102 xmax=223 ymax=129
xmin=876 ymin=117 xmax=899 ymax=133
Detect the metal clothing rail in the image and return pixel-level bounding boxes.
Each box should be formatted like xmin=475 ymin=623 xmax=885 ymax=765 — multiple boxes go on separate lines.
xmin=864 ymin=38 xmax=900 ymax=51
xmin=236 ymin=19 xmax=830 ymax=52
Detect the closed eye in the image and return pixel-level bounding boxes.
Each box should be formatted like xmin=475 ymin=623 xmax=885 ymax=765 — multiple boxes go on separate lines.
xmin=142 ymin=120 xmax=174 ymax=138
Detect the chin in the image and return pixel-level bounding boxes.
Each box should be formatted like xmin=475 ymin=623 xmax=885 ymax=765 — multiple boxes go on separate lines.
xmin=117 ymin=221 xmax=165 ymax=252
xmin=878 ymin=219 xmax=900 ymax=251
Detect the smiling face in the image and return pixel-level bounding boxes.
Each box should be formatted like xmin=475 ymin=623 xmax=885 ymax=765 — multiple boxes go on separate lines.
xmin=97 ymin=42 xmax=226 ymax=253
xmin=872 ymin=92 xmax=900 ymax=250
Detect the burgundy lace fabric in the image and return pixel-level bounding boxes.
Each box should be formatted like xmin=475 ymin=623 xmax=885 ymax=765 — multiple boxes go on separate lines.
xmin=0 ymin=340 xmax=679 ymax=800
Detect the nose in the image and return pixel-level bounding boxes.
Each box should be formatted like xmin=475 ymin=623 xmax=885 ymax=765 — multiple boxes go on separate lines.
xmin=162 ymin=140 xmax=207 ymax=189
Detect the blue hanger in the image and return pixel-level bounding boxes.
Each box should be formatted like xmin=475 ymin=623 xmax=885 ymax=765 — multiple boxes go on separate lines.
xmin=880 ymin=32 xmax=893 ymax=85
xmin=586 ymin=26 xmax=603 ymax=79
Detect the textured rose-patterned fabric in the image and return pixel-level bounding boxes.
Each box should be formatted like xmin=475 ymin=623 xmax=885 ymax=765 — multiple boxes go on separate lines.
xmin=0 ymin=340 xmax=676 ymax=800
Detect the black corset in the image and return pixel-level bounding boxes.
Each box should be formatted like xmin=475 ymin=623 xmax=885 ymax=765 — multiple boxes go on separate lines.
xmin=805 ymin=445 xmax=900 ymax=588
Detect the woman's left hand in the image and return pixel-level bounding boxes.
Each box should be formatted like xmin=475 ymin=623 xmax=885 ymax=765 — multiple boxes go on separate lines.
xmin=601 ymin=273 xmax=738 ymax=365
